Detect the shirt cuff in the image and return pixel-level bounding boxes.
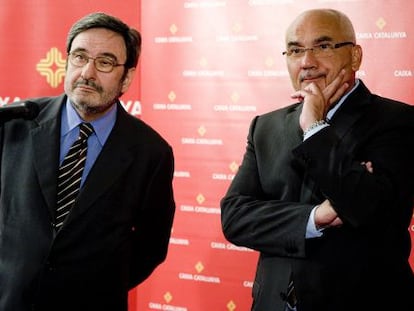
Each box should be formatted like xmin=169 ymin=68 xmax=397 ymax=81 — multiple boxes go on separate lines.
xmin=306 ymin=206 xmax=324 ymax=238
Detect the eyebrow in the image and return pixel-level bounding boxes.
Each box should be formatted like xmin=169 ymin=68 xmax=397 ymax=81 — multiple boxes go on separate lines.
xmin=99 ymin=52 xmax=119 ymax=61
xmin=70 ymin=48 xmax=119 ymax=61
xmin=287 ymin=36 xmax=334 ymax=47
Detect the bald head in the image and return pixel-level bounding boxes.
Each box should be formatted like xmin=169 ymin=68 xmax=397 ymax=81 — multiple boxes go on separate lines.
xmin=286 ymin=9 xmax=356 ymax=44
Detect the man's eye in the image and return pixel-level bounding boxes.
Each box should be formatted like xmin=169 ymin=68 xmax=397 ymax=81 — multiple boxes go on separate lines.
xmin=290 ymin=48 xmax=303 ymax=54
xmin=74 ymin=54 xmax=87 ymax=61
xmin=97 ymin=58 xmax=114 ymax=66
xmin=318 ymin=44 xmax=332 ymax=50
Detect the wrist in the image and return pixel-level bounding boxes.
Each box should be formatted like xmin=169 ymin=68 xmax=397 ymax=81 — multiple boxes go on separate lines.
xmin=303 ymin=120 xmax=327 ymax=137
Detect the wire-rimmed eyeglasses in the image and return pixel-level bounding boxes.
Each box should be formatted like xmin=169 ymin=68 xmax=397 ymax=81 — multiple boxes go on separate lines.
xmin=68 ymin=51 xmax=125 ymax=73
xmin=282 ymin=42 xmax=355 ymax=58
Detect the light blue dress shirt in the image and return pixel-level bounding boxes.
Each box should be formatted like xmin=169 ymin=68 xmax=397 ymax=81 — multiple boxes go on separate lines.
xmin=59 ymin=99 xmax=117 ymax=187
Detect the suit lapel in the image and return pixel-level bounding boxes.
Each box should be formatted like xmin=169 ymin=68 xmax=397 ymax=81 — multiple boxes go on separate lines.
xmin=31 ymin=96 xmax=65 ymax=218
xmin=328 ymin=81 xmax=371 ymax=140
xmin=286 ymin=104 xmax=314 ymax=202
xmin=285 ymin=103 xmax=304 ymax=145
xmin=64 ymin=105 xmax=137 ymax=223
xmin=299 ymin=81 xmax=372 ymax=203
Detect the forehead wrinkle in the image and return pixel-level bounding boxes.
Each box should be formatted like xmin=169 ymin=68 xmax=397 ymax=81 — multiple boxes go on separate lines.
xmin=287 ymin=36 xmax=334 ymax=47
xmin=71 ymin=28 xmax=127 ymax=63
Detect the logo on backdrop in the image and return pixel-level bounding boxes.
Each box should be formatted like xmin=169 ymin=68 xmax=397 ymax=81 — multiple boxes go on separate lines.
xmin=153 ymin=91 xmax=193 ymax=111
xmin=178 ymin=260 xmax=221 ymax=284
xmin=212 ymin=161 xmax=238 ymax=181
xmin=181 ymin=125 xmax=223 ymax=145
xmin=36 ymin=47 xmax=66 ymax=88
xmin=148 ymin=291 xmax=188 ymax=311
xmin=357 ymin=16 xmax=408 ymax=40
xmin=154 ymin=23 xmax=193 ymax=43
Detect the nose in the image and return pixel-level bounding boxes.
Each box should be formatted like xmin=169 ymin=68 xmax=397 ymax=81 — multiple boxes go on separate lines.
xmin=80 ymin=59 xmax=97 ymax=80
xmin=300 ymin=49 xmax=318 ymax=69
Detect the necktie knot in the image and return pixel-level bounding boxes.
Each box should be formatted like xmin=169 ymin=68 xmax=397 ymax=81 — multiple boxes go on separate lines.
xmin=79 ymin=122 xmax=94 ymax=140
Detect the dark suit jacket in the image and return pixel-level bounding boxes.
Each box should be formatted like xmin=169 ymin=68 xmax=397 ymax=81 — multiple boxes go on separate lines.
xmin=0 ymin=95 xmax=175 ymax=311
xmin=221 ymin=81 xmax=414 ymax=311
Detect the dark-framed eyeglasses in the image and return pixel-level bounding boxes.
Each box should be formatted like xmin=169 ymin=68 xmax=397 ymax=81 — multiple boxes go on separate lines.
xmin=67 ymin=51 xmax=125 ymax=73
xmin=282 ymin=42 xmax=355 ymax=58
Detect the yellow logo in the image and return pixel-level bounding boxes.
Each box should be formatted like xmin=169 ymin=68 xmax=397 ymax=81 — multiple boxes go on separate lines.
xmin=36 ymin=47 xmax=66 ymax=88
xmin=229 ymin=161 xmax=238 ymax=173
xmin=195 ymin=261 xmax=204 ymax=273
xmin=227 ymin=300 xmax=237 ymax=311
xmin=196 ymin=194 xmax=205 ymax=205
xmin=163 ymin=291 xmax=173 ymax=303
xmin=376 ymin=17 xmax=386 ymax=30
xmin=168 ymin=91 xmax=176 ymax=102
xmin=197 ymin=125 xmax=206 ymax=136
xmin=170 ymin=24 xmax=178 ymax=35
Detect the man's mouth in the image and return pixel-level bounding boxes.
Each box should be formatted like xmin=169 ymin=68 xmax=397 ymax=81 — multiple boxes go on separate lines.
xmin=74 ymin=80 xmax=101 ymax=93
xmin=300 ymin=74 xmax=324 ymax=83
xmin=76 ymin=84 xmax=96 ymax=92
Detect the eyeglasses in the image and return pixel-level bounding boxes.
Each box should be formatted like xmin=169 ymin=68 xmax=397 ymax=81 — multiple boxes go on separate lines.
xmin=68 ymin=51 xmax=125 ymax=73
xmin=282 ymin=42 xmax=355 ymax=58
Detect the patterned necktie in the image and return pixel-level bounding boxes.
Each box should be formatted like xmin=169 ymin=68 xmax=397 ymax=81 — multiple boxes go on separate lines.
xmin=55 ymin=122 xmax=94 ymax=229
xmin=286 ymin=278 xmax=297 ymax=308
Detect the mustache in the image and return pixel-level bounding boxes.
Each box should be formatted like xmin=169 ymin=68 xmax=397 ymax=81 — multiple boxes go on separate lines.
xmin=74 ymin=79 xmax=102 ymax=92
xmin=300 ymin=72 xmax=325 ymax=82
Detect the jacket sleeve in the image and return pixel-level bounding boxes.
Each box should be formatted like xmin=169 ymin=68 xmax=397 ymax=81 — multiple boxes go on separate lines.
xmin=129 ymin=144 xmax=175 ymax=287
xmin=292 ymin=103 xmax=414 ymax=228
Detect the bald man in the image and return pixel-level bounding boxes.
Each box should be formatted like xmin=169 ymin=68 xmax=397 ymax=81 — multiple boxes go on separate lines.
xmin=221 ymin=9 xmax=414 ymax=311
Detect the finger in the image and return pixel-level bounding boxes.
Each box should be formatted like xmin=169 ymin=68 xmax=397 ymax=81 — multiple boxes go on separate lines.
xmin=291 ymin=92 xmax=304 ymax=102
xmin=292 ymin=82 xmax=322 ymax=99
xmin=360 ymin=161 xmax=373 ymax=173
xmin=328 ymin=82 xmax=349 ymax=105
xmin=291 ymin=88 xmax=313 ymax=100
xmin=322 ymin=69 xmax=347 ymax=105
xmin=365 ymin=161 xmax=373 ymax=173
xmin=331 ymin=217 xmax=343 ymax=227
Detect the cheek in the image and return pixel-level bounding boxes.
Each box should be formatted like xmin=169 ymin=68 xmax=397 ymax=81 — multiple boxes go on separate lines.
xmin=287 ymin=62 xmax=296 ymax=75
xmin=120 ymin=70 xmax=135 ymax=92
xmin=64 ymin=69 xmax=80 ymax=85
xmin=63 ymin=72 xmax=73 ymax=91
xmin=326 ymin=63 xmax=346 ymax=82
xmin=287 ymin=65 xmax=301 ymax=88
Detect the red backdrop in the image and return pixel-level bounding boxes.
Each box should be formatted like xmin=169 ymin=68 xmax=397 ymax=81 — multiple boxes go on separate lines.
xmin=1 ymin=1 xmax=413 ymax=310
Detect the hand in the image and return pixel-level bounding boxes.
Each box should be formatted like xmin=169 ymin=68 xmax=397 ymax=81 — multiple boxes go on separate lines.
xmin=314 ymin=199 xmax=343 ymax=229
xmin=314 ymin=162 xmax=373 ymax=229
xmin=292 ymin=69 xmax=349 ymax=131
xmin=361 ymin=161 xmax=373 ymax=173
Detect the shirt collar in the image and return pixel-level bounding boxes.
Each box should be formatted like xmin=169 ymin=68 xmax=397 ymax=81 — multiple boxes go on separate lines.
xmin=326 ymin=78 xmax=360 ymax=121
xmin=61 ymin=98 xmax=117 ymax=146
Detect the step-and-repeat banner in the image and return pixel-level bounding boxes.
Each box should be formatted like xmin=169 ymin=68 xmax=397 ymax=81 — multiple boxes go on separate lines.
xmin=1 ymin=1 xmax=413 ymax=310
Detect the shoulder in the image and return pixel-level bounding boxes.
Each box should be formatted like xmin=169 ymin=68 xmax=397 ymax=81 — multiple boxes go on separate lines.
xmin=24 ymin=94 xmax=65 ymax=107
xmin=357 ymin=81 xmax=412 ymax=116
xmin=252 ymin=102 xmax=301 ymax=129
xmin=370 ymin=94 xmax=414 ymax=123
xmin=259 ymin=102 xmax=301 ymax=119
xmin=116 ymin=105 xmax=172 ymax=150
xmin=245 ymin=102 xmax=302 ymax=145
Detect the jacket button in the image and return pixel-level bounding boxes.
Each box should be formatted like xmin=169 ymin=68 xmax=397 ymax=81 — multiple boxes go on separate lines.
xmin=46 ymin=261 xmax=55 ymax=272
